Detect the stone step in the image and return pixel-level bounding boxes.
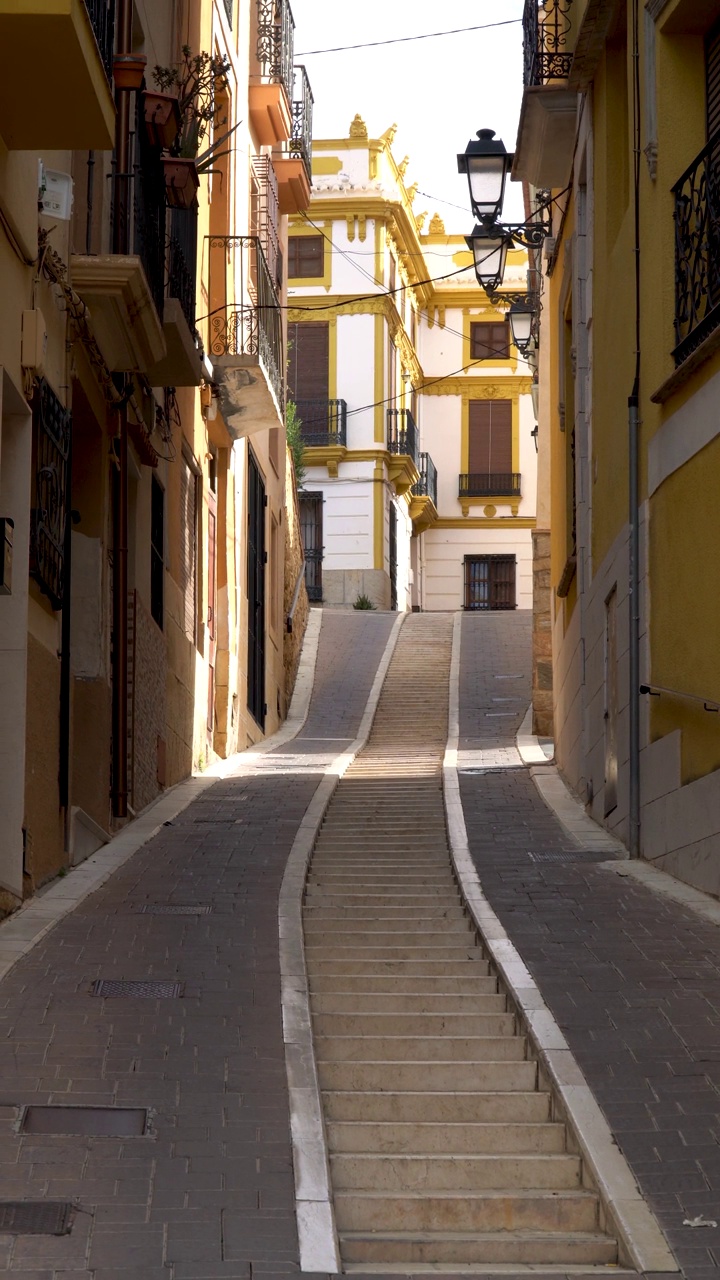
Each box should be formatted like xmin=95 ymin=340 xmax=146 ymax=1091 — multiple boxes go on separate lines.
xmin=316 ymin=1035 xmax=527 ymax=1063
xmin=303 ymin=893 xmax=461 ymax=908
xmin=318 ymin=1060 xmax=538 ymax=1093
xmin=306 ymin=959 xmax=492 ymax=977
xmin=309 ymin=974 xmax=499 ymax=994
xmin=305 ymin=930 xmax=479 ymax=948
xmin=323 ymin=1090 xmax=553 ymax=1124
xmin=331 ymin=1152 xmax=582 ymax=1193
xmin=304 ymin=906 xmax=469 ymax=922
xmin=305 ymin=922 xmax=474 ymax=941
xmin=327 ymin=1120 xmax=566 ymax=1154
xmin=305 ymin=946 xmax=483 ymax=962
xmin=311 ymin=992 xmax=507 ymax=1013
xmin=333 ymin=1188 xmax=600 ymax=1234
xmin=339 ymin=1229 xmax=619 ymax=1267
xmin=308 ymin=872 xmax=454 ymax=885
xmin=312 ymin=1012 xmax=516 ymax=1037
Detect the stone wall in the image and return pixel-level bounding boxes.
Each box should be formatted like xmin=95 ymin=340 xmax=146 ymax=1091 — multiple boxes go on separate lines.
xmin=531 ymin=530 xmax=553 ymax=737
xmin=284 ymin=449 xmax=309 ymax=711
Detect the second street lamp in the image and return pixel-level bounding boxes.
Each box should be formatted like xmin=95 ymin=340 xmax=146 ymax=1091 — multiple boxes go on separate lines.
xmin=465 ymin=226 xmax=512 ymax=293
xmin=508 ymin=299 xmax=535 ymax=354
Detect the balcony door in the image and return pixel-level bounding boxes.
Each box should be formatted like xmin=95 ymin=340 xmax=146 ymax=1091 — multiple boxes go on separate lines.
xmin=287 ymin=322 xmax=329 ymax=444
xmin=299 ymin=493 xmax=323 ymax=602
xmin=468 ymin=400 xmax=513 ymax=488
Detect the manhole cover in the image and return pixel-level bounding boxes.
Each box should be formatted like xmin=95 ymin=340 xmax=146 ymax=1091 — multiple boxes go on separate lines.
xmin=139 ymin=905 xmax=211 ymax=916
xmin=21 ymin=1107 xmax=147 ymax=1136
xmin=0 ymin=1202 xmax=72 ymax=1235
xmin=91 ymin=980 xmax=184 ymax=998
xmin=528 ymin=850 xmax=608 ymax=864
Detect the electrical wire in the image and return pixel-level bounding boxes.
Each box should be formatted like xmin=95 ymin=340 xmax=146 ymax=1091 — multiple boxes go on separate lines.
xmin=296 ymin=18 xmax=521 ymax=57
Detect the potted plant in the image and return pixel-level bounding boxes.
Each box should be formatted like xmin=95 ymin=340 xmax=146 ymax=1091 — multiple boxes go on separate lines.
xmin=143 ymin=90 xmax=182 ymax=150
xmin=152 ymin=47 xmax=232 ymax=209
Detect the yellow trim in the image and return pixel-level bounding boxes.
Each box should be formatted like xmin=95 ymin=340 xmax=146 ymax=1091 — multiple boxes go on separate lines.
xmin=409 ymin=494 xmax=439 ymax=534
xmin=512 ymin=398 xmax=520 ymax=473
xmin=423 ymin=375 xmax=532 ymax=397
xmin=303 ymin=444 xmax=346 ymax=477
xmin=375 ymin=219 xmax=384 ymax=284
xmin=311 ymin=156 xmax=342 ymax=176
xmin=374 ymin=313 xmax=385 ymax=443
xmin=461 ymin=312 xmax=518 ymax=371
xmin=288 ymin=293 xmax=423 ymax=389
xmin=373 ymin=462 xmax=384 ymax=569
xmin=434 ymin=517 xmax=537 ymax=529
xmin=288 ymin=220 xmax=332 ymax=290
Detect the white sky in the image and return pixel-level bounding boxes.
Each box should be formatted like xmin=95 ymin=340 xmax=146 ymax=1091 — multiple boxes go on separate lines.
xmin=290 ymin=0 xmax=526 ymax=233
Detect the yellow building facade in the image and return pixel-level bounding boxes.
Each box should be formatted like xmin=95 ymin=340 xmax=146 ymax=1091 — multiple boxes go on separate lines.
xmin=0 ymin=0 xmax=310 ymax=910
xmin=515 ymin=0 xmax=720 ymax=894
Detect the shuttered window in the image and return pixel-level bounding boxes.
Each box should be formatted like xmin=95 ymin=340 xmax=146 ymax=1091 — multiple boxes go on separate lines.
xmin=288 ymin=234 xmax=324 ymax=278
xmin=287 ymin=322 xmax=330 ymax=400
xmin=470 ymin=321 xmax=510 ymax=360
xmin=468 ymin=400 xmax=513 ymax=474
xmin=707 ymin=17 xmax=720 ymax=139
xmin=180 ymin=455 xmax=198 ymax=645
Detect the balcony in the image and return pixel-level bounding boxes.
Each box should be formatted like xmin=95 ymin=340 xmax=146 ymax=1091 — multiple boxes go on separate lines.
xmin=207 ymin=235 xmax=284 ymax=437
xmin=459 ymin=473 xmax=522 ymax=498
xmin=387 ymin=408 xmax=419 ymax=494
xmin=409 ymin=452 xmax=439 ymax=534
xmin=295 ymin=399 xmax=347 ymax=448
xmin=252 ymin=156 xmax=283 ymax=294
xmin=249 ymin=0 xmax=294 ymax=145
xmin=275 ymin=65 xmax=313 ymax=214
xmin=148 ymin=206 xmax=203 ymax=387
xmin=672 ymin=132 xmax=720 ymax=369
xmin=513 ymin=0 xmax=578 ymax=189
xmin=0 ymin=0 xmax=115 ymax=149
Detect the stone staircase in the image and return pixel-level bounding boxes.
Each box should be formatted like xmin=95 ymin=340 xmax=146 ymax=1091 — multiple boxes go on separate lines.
xmin=302 ymin=614 xmax=625 ymax=1272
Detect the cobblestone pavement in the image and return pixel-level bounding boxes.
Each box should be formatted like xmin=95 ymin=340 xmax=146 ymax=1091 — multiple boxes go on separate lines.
xmin=0 ymin=611 xmax=395 ymax=1280
xmin=459 ymin=611 xmax=720 ymax=1280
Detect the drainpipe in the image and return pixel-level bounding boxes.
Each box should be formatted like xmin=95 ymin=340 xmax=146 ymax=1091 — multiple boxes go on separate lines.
xmin=111 ymin=0 xmax=133 ymax=818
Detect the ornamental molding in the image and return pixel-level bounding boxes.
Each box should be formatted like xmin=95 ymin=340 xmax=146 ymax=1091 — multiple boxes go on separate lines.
xmin=422 ymin=376 xmax=533 ymax=398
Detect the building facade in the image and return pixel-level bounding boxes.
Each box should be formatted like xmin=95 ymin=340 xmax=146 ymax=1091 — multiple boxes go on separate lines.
xmin=288 ymin=117 xmax=536 ymax=615
xmin=515 ymin=0 xmax=720 ymax=894
xmin=0 ymin=0 xmax=311 ymax=909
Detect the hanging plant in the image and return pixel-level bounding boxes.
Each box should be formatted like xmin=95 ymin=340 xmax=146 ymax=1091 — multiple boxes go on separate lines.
xmin=153 ymin=46 xmax=231 ymax=160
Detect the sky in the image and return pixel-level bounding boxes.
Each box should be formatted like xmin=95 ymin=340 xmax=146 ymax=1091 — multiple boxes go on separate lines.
xmin=289 ymin=0 xmax=527 ymax=233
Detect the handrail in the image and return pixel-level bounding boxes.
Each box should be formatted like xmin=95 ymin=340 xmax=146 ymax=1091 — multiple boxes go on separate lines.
xmin=640 ymin=683 xmax=720 ymax=713
xmin=286 ymin=558 xmax=306 ymax=633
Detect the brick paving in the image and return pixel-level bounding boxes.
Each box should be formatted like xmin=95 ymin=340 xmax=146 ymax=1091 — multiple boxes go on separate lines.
xmin=459 ymin=611 xmax=720 ymax=1280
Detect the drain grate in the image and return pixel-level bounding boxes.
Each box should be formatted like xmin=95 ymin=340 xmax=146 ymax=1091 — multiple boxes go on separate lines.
xmin=22 ymin=1106 xmax=147 ymax=1136
xmin=91 ymin=979 xmax=184 ymax=999
xmin=0 ymin=1202 xmax=72 ymax=1235
xmin=139 ymin=905 xmax=211 ymax=916
xmin=528 ymin=850 xmax=609 ymax=864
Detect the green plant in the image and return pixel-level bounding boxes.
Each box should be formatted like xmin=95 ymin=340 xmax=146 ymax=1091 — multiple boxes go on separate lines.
xmin=286 ymin=401 xmax=306 ymax=490
xmin=153 ymin=47 xmax=231 ymax=162
xmin=353 ymin=593 xmax=376 ymax=610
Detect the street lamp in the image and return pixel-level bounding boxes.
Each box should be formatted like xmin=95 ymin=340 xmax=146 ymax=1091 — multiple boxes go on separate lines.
xmin=465 ymin=226 xmax=512 ymax=293
xmin=457 ymin=129 xmax=514 ymax=225
xmin=508 ymin=299 xmax=535 ymax=354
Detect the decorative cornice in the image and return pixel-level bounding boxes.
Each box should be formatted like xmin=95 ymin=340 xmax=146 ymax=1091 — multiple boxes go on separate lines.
xmin=432 ymin=516 xmax=537 ymax=529
xmin=287 ymin=294 xmax=424 ymax=387
xmin=422 ymin=376 xmax=533 ymax=398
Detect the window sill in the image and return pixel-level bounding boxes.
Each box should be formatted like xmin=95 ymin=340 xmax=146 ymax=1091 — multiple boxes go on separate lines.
xmin=651 ymin=321 xmax=720 ymax=405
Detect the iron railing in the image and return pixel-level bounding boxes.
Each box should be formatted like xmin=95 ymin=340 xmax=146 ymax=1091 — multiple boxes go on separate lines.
xmin=387 ymin=408 xmax=418 ymax=467
xmin=523 ymin=0 xmax=574 ymax=87
xmin=111 ymin=91 xmax=166 ymax=318
xmin=222 ymin=0 xmax=233 ymax=26
xmin=167 ymin=205 xmax=198 ymax=334
xmin=412 ymin=452 xmax=438 ymax=506
xmin=84 ymin=0 xmax=115 ymax=83
xmin=207 ymin=235 xmax=284 ymax=409
xmin=459 ymin=473 xmax=522 ymax=497
xmin=293 ymin=399 xmax=347 ymax=447
xmin=289 ymin=65 xmax=313 ymax=183
xmin=256 ymin=0 xmax=295 ymax=100
xmin=252 ymin=155 xmax=282 ymax=292
xmin=672 ymin=129 xmax=720 ymax=365
xmin=30 ymin=379 xmax=71 ymax=611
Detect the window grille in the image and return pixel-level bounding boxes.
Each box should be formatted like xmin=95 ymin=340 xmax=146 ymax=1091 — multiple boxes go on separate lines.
xmin=30 ymin=379 xmax=71 ymax=611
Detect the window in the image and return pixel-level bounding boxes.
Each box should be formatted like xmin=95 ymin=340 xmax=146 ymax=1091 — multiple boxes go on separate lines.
xmin=180 ymin=453 xmax=199 ymax=644
xmin=288 ymin=234 xmax=324 ymax=278
xmin=150 ymin=476 xmax=164 ymax=630
xmin=464 ymin=555 xmax=516 ymax=611
xmin=470 ymin=321 xmax=510 ymax=360
xmin=468 ymin=400 xmax=513 ymax=474
xmin=287 ymin=321 xmax=329 ymax=401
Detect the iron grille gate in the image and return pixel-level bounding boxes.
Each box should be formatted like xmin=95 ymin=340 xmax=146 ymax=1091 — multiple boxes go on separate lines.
xmin=30 ymin=379 xmax=71 ymax=610
xmin=299 ymin=493 xmax=323 ymax=602
xmin=464 ymin=555 xmax=517 ymax=611
xmin=247 ymin=453 xmax=266 ymax=728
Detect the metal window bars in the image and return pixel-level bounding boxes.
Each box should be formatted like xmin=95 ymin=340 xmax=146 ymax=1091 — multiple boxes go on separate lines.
xmin=523 ymin=0 xmax=574 ymax=87
xmin=459 ymin=473 xmax=522 ymax=497
xmin=30 ymin=380 xmax=72 ymax=611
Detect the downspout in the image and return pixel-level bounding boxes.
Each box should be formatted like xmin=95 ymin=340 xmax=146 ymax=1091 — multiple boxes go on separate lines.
xmin=111 ymin=0 xmax=133 ymax=819
xmin=628 ymin=0 xmax=642 ymax=857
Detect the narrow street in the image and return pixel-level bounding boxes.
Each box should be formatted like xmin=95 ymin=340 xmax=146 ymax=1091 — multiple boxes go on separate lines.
xmin=0 ymin=609 xmax=717 ymax=1279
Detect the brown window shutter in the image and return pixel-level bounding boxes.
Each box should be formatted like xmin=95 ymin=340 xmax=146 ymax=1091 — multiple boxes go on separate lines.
xmin=468 ymin=400 xmax=512 ymax=473
xmin=287 ymin=323 xmax=329 ymax=401
xmin=289 ymin=234 xmax=324 ymax=277
xmin=179 ymin=458 xmax=197 ymax=643
xmin=470 ymin=322 xmax=510 ymax=360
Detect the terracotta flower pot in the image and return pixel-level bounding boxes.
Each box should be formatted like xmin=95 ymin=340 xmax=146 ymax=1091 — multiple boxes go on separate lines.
xmin=113 ymin=54 xmax=148 ymax=90
xmin=163 ymin=157 xmax=200 ymax=210
xmin=143 ymin=91 xmax=182 ymax=150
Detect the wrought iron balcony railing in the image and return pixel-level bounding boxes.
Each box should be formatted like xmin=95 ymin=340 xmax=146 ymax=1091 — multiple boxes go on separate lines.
xmin=459 ymin=472 xmax=522 ymax=497
xmin=256 ymin=0 xmax=295 ymax=101
xmin=167 ymin=205 xmax=198 ymax=334
xmin=111 ymin=91 xmax=166 ymax=319
xmin=523 ymin=0 xmax=574 ymax=87
xmin=85 ymin=0 xmax=115 ymax=83
xmin=672 ymin=129 xmax=720 ymax=365
xmin=252 ymin=155 xmax=282 ymax=292
xmin=412 ymin=452 xmax=438 ymax=506
xmin=208 ymin=235 xmax=284 ymax=409
xmin=293 ymin=399 xmax=347 ymax=448
xmin=289 ymin=65 xmax=313 ymax=183
xmin=387 ymin=408 xmax=419 ymax=467
xmin=223 ymin=0 xmax=233 ymax=26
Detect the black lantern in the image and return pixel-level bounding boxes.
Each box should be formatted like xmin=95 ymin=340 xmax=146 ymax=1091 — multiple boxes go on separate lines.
xmin=465 ymin=227 xmax=512 ymax=293
xmin=457 ymin=129 xmax=514 ymax=224
xmin=508 ymin=300 xmax=535 ymax=354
